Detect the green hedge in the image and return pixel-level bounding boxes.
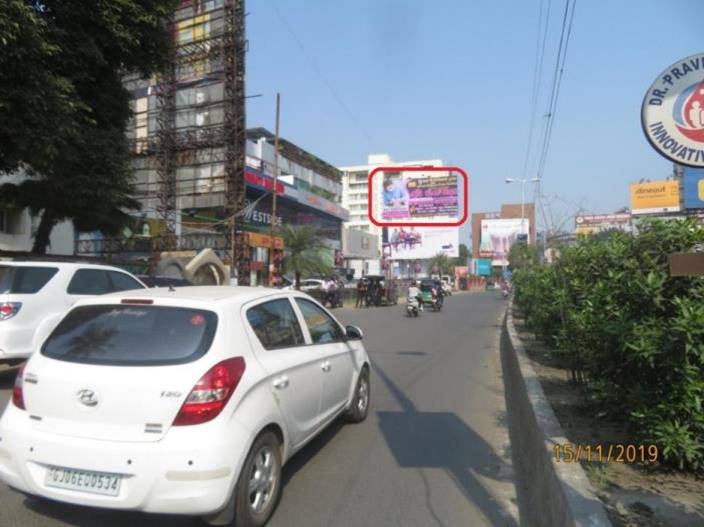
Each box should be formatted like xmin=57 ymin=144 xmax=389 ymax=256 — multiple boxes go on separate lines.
xmin=513 ymin=218 xmax=704 ymax=471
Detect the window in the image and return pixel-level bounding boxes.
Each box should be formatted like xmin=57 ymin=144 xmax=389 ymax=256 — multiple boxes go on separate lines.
xmin=0 ymin=266 xmax=58 ymax=294
xmin=67 ymin=269 xmax=112 ymax=295
xmin=295 ymin=298 xmax=344 ymax=344
xmin=0 ymin=209 xmax=5 ymax=232
xmin=246 ymin=299 xmax=304 ymax=350
xmin=42 ymin=305 xmax=217 ymax=366
xmin=108 ymin=271 xmax=145 ymax=292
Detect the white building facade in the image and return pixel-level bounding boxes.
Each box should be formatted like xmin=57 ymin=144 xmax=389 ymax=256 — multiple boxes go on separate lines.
xmin=339 ymin=154 xmax=444 ymax=277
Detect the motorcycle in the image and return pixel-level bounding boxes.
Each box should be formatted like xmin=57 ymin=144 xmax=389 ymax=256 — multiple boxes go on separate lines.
xmin=502 ymin=288 xmax=510 ymax=299
xmin=406 ymin=296 xmax=421 ymax=317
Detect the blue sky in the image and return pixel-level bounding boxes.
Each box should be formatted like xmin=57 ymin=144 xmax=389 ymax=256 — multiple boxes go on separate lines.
xmin=246 ymin=0 xmax=703 ymax=240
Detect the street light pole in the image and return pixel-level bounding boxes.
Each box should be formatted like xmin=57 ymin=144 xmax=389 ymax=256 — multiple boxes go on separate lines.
xmin=505 ymin=176 xmax=540 ymax=239
xmin=268 ymin=93 xmax=281 ymax=286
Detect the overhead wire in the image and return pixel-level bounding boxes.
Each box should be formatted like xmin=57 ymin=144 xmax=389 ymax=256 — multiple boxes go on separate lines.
xmin=521 ymin=0 xmax=552 ymax=181
xmin=530 ymin=0 xmax=578 ymax=233
xmin=267 ymin=0 xmax=382 ymax=151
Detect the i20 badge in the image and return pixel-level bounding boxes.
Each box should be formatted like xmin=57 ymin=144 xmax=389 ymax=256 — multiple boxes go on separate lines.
xmin=642 ymin=53 xmax=704 ymax=167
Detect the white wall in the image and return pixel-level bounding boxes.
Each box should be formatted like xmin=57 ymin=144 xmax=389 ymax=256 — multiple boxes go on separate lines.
xmin=0 ymin=208 xmax=74 ymax=255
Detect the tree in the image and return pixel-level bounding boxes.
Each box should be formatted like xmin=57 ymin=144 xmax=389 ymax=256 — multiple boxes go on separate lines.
xmin=427 ymin=252 xmax=454 ymax=276
xmin=0 ymin=0 xmax=176 ymax=253
xmin=281 ymin=225 xmax=331 ymax=289
xmin=508 ymin=242 xmax=539 ymax=271
xmin=455 ymin=243 xmax=470 ymax=266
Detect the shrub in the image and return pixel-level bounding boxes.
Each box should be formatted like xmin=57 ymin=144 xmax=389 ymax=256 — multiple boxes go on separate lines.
xmin=514 ymin=218 xmax=704 ymax=471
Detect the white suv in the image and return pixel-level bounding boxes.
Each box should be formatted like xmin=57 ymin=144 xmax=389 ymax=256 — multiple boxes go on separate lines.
xmin=0 ymin=261 xmax=146 ymax=364
xmin=0 ymin=286 xmax=370 ymax=527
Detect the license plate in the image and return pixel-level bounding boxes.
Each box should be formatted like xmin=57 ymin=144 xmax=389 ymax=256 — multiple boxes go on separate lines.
xmin=45 ymin=466 xmax=122 ymax=497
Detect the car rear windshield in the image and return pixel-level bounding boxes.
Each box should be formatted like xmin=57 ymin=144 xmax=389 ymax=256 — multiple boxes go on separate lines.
xmin=41 ymin=305 xmax=218 ymax=366
xmin=0 ymin=265 xmax=58 ymax=294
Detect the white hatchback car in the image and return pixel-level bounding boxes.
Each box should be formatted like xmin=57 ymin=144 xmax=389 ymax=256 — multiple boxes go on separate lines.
xmin=0 ymin=261 xmax=146 ymax=364
xmin=0 ymin=286 xmax=370 ymax=527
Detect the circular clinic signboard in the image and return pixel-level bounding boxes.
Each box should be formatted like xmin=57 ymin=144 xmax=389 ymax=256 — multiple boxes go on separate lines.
xmin=642 ymin=53 xmax=704 ymax=167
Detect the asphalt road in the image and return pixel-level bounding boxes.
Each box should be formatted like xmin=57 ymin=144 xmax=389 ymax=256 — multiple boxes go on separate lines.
xmin=0 ymin=291 xmax=518 ymax=527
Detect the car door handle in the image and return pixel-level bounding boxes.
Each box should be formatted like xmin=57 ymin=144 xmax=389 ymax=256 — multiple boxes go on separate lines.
xmin=321 ymin=361 xmax=332 ymax=372
xmin=272 ymin=376 xmax=289 ymax=389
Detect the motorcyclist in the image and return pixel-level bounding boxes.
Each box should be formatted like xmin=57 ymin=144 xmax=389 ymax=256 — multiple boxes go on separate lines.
xmin=434 ymin=279 xmax=445 ymax=308
xmin=408 ymin=280 xmax=423 ymax=311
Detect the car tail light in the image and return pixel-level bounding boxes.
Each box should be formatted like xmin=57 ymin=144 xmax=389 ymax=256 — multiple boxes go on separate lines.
xmin=173 ymin=358 xmax=246 ymax=426
xmin=12 ymin=363 xmax=26 ymax=410
xmin=0 ymin=302 xmax=21 ymax=321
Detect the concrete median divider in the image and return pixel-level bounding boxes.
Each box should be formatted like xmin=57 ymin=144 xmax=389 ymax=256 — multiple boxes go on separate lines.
xmin=501 ymin=302 xmax=612 ymax=527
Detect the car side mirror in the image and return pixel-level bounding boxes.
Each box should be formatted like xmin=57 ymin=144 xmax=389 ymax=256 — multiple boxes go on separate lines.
xmin=345 ymin=325 xmax=363 ymax=340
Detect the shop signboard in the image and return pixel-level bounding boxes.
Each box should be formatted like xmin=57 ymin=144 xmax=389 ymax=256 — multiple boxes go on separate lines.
xmin=476 ymin=259 xmax=491 ymax=276
xmin=683 ymin=166 xmax=704 ymax=209
xmin=574 ymin=213 xmax=632 ymax=234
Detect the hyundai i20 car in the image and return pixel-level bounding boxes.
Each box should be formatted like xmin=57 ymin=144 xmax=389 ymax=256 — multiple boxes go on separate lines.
xmin=0 ymin=286 xmax=370 ymax=527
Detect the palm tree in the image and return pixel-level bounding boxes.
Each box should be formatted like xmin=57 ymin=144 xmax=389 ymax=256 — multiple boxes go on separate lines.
xmin=281 ymin=224 xmax=331 ymax=289
xmin=426 ymin=252 xmax=454 ymax=276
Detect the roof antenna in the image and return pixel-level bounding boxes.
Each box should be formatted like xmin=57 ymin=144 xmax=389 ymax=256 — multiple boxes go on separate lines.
xmin=168 ymin=285 xmax=176 ymax=292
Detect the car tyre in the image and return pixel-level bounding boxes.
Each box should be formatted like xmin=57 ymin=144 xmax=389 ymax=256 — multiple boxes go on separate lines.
xmin=232 ymin=431 xmax=282 ymax=527
xmin=344 ymin=368 xmax=370 ymax=423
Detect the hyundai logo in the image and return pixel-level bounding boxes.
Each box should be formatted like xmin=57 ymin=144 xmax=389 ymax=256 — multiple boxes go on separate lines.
xmin=76 ymin=389 xmax=99 ymax=407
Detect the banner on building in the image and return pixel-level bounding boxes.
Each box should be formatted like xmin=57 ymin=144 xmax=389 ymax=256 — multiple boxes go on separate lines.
xmin=479 ymin=218 xmax=529 ymax=267
xmin=574 ymin=213 xmax=632 ymax=234
xmin=630 ymin=181 xmax=680 ymax=214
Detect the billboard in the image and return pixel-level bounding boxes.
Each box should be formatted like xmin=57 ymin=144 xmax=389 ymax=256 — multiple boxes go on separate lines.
xmin=380 ymin=171 xmax=458 ymax=220
xmin=479 ymin=219 xmax=529 ymax=267
xmin=383 ymin=226 xmax=459 ymax=260
xmin=574 ymin=213 xmax=632 ymax=234
xmin=630 ymin=181 xmax=680 ymax=214
xmin=683 ymin=167 xmax=704 ymax=209
xmin=368 ymin=166 xmax=468 ymax=227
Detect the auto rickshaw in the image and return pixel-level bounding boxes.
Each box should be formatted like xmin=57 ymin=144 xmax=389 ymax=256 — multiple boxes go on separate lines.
xmin=419 ymin=279 xmax=442 ymax=311
xmin=362 ymin=275 xmax=398 ymax=306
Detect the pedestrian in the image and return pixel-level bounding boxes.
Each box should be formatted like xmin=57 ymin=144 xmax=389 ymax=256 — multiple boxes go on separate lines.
xmin=324 ymin=277 xmax=337 ymax=308
xmin=356 ymin=279 xmax=367 ymax=308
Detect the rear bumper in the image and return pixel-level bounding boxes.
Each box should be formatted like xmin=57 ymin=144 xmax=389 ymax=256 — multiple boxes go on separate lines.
xmin=0 ymin=327 xmax=34 ymax=361
xmin=0 ymin=404 xmax=251 ymax=516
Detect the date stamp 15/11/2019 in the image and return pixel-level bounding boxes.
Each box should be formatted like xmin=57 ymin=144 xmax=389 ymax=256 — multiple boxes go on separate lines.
xmin=553 ymin=443 xmax=659 ymax=464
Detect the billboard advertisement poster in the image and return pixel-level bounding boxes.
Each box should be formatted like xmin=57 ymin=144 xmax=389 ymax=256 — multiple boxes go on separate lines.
xmin=379 ymin=172 xmax=458 ymax=220
xmin=479 ymin=219 xmax=529 ymax=267
xmin=630 ymin=181 xmax=681 ymax=215
xmin=368 ymin=166 xmax=468 ymax=227
xmin=641 ymin=53 xmax=704 ymax=168
xmin=683 ymin=166 xmax=704 ymax=209
xmin=476 ymin=259 xmax=491 ymax=276
xmin=383 ymin=226 xmax=459 ymax=260
xmin=574 ymin=213 xmax=632 ymax=234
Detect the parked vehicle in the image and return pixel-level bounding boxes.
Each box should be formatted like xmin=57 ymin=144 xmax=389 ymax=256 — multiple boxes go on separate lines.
xmin=137 ymin=275 xmax=192 ymax=288
xmin=0 ymin=286 xmax=370 ymax=527
xmin=0 ymin=261 xmax=146 ymax=365
xmin=362 ymin=275 xmax=397 ymax=306
xmin=282 ymin=278 xmax=325 ymax=292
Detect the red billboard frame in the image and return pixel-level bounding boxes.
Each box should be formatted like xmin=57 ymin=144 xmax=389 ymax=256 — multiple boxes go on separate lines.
xmin=368 ymin=166 xmax=469 ymax=227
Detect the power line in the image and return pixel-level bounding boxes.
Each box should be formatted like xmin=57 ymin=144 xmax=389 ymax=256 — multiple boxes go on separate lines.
xmin=536 ymin=0 xmax=577 ymax=182
xmin=522 ymin=0 xmax=552 ymax=181
xmin=268 ymin=0 xmax=382 ymax=151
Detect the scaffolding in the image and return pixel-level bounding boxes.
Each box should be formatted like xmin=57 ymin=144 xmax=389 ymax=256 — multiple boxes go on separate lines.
xmin=124 ymin=0 xmax=247 ymax=274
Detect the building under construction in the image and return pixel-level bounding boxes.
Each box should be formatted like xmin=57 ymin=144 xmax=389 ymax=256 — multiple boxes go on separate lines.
xmin=76 ymin=0 xmax=349 ymax=285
